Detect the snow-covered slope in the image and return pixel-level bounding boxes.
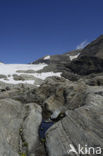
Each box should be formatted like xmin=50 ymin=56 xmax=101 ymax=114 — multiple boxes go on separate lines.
xmin=0 ymin=63 xmax=61 ymax=85
xmin=0 ymin=63 xmax=47 ymax=75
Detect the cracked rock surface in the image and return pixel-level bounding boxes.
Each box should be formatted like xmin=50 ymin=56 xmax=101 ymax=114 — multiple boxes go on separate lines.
xmin=46 ymin=86 xmax=103 ymax=156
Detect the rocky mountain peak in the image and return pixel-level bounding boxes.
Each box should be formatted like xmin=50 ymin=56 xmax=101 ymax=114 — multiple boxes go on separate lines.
xmin=79 ymin=34 xmax=103 ymax=58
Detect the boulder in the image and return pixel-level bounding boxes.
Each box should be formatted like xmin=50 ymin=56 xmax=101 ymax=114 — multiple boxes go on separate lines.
xmin=19 ymin=74 xmax=35 ymax=80
xmin=13 ymin=74 xmax=25 ymax=81
xmin=22 ymin=103 xmax=42 ymax=155
xmin=0 ymin=98 xmax=23 ymax=156
xmin=86 ymin=75 xmax=103 ymax=86
xmin=45 ymin=86 xmax=103 ymax=156
xmin=65 ymin=80 xmax=87 ymax=110
xmin=0 ymin=74 xmax=7 ymax=79
xmin=44 ymin=87 xmax=65 ymax=113
xmin=0 ymin=97 xmax=46 ymax=156
xmin=41 ymin=77 xmax=87 ymax=119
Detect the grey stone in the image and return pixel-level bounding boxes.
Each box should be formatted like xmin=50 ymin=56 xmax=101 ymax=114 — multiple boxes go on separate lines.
xmin=22 ymin=103 xmax=42 ymax=154
xmin=0 ymin=98 xmax=23 ymax=156
xmin=13 ymin=74 xmax=25 ymax=81
xmin=0 ymin=74 xmax=7 ymax=79
xmin=16 ymin=70 xmax=36 ymax=73
xmin=46 ymin=86 xmax=103 ymax=156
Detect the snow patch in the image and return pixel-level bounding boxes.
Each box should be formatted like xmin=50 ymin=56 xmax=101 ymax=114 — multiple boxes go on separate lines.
xmin=0 ymin=63 xmax=61 ymax=85
xmin=0 ymin=63 xmax=47 ymax=84
xmin=44 ymin=55 xmax=50 ymax=60
xmin=0 ymin=63 xmax=47 ymax=75
xmin=69 ymin=53 xmax=80 ymax=61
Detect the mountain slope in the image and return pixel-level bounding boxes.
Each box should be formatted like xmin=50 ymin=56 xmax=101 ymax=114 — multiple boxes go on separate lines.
xmin=80 ymin=35 xmax=103 ymax=58
xmin=32 ymin=50 xmax=81 ymax=81
xmin=68 ymin=35 xmax=103 ymax=75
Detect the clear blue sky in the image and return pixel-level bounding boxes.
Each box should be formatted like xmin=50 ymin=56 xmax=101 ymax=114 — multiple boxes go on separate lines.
xmin=0 ymin=0 xmax=103 ymax=63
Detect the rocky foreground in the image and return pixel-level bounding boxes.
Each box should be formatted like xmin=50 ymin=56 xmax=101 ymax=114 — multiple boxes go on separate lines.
xmin=0 ymin=35 xmax=103 ymax=156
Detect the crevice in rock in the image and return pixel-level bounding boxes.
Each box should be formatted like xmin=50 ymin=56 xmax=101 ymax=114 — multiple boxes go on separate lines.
xmin=38 ymin=119 xmax=54 ymax=156
xmin=18 ymin=126 xmax=29 ymax=156
xmin=18 ymin=103 xmax=49 ymax=156
xmin=63 ymin=90 xmax=67 ymax=104
xmin=18 ymin=106 xmax=29 ymax=156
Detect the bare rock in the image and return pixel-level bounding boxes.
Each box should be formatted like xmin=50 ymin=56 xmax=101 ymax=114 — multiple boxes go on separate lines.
xmin=22 ymin=103 xmax=42 ymax=155
xmin=13 ymin=74 xmax=25 ymax=81
xmin=0 ymin=74 xmax=7 ymax=79
xmin=46 ymin=86 xmax=103 ymax=156
xmin=0 ymin=98 xmax=23 ymax=156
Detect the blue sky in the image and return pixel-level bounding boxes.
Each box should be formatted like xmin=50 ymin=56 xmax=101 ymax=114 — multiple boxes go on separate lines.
xmin=0 ymin=0 xmax=103 ymax=63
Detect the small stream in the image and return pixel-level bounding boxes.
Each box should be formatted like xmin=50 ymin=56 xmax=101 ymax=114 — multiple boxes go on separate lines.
xmin=39 ymin=120 xmax=54 ymax=140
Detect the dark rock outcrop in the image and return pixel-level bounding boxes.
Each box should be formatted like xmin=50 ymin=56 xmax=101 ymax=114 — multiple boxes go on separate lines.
xmin=68 ymin=35 xmax=103 ymax=75
xmin=68 ymin=56 xmax=103 ymax=75
xmin=80 ymin=35 xmax=103 ymax=59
